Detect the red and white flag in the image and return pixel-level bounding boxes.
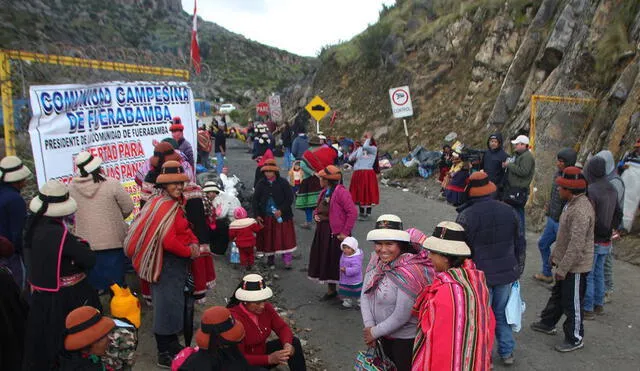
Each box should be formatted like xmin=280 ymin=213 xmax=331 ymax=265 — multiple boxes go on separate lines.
xmin=190 ymin=0 xmax=201 ymax=74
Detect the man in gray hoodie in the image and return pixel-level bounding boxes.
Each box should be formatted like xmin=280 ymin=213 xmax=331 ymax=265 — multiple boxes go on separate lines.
xmin=595 ymin=150 xmax=625 ymax=302
xmin=582 ymin=156 xmax=618 ymax=319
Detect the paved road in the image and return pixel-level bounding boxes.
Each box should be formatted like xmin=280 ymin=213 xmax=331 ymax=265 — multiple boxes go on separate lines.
xmin=135 ymin=140 xmax=640 ymax=370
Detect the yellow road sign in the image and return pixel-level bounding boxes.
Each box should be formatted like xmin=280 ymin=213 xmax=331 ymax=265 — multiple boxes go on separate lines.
xmin=305 ymin=95 xmax=331 ymax=121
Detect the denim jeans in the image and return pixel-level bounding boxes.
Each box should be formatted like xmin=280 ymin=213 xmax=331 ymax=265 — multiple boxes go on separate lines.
xmin=537 ymin=217 xmax=559 ymax=277
xmin=215 ymin=152 xmax=224 ymax=174
xmin=514 ymin=206 xmax=525 ymax=236
xmin=584 ymin=243 xmax=611 ymax=311
xmin=490 ymin=283 xmax=516 ymax=358
xmin=283 ymin=146 xmax=292 ymax=170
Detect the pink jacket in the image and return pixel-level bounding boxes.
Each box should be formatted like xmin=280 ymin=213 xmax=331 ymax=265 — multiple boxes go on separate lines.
xmin=317 ymin=184 xmax=357 ymax=236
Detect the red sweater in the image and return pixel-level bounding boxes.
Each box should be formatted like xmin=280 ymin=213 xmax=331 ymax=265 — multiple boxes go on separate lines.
xmin=162 ymin=208 xmax=198 ymax=257
xmin=229 ymin=302 xmax=294 ymax=366
xmin=228 ymin=218 xmax=262 ymax=248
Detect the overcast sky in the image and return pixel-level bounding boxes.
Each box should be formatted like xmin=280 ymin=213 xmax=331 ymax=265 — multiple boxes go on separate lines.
xmin=181 ymin=0 xmax=396 ymax=57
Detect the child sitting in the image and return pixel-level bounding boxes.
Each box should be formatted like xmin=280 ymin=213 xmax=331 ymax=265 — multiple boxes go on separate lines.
xmin=338 ymin=237 xmax=363 ymax=309
xmin=228 ymin=207 xmax=263 ymax=271
xmin=288 ymin=160 xmax=303 ymax=193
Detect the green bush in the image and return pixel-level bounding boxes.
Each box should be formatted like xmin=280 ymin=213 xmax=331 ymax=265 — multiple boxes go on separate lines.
xmin=358 ymin=22 xmax=391 ymax=68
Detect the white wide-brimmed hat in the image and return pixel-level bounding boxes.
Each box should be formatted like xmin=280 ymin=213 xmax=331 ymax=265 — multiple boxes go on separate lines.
xmin=202 ymin=181 xmax=221 ymax=193
xmin=366 ymin=214 xmax=411 ymax=242
xmin=75 ymin=151 xmax=103 ymax=175
xmin=422 ymin=221 xmax=471 ymax=256
xmin=29 ymin=179 xmax=78 ymax=217
xmin=235 ymin=274 xmax=273 ymax=302
xmin=0 ymin=156 xmax=32 ymax=183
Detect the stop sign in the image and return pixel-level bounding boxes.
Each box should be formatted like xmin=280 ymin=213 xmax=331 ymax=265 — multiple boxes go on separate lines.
xmin=256 ymin=102 xmax=269 ymax=116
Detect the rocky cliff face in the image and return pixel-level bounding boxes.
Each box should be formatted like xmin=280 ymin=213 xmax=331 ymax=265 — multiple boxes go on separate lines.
xmin=294 ymin=0 xmax=640 ymax=227
xmin=0 ymin=0 xmax=314 ymax=102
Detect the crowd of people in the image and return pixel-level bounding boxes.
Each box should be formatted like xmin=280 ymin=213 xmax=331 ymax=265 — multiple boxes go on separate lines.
xmin=1 ymin=110 xmax=639 ymax=370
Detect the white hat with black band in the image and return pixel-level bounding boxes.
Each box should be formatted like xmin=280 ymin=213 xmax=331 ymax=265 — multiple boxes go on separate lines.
xmin=366 ymin=214 xmax=411 ymax=243
xmin=75 ymin=151 xmax=103 ymax=176
xmin=235 ymin=274 xmax=273 ymax=302
xmin=422 ymin=221 xmax=471 ymax=257
xmin=0 ymin=156 xmax=32 ymax=183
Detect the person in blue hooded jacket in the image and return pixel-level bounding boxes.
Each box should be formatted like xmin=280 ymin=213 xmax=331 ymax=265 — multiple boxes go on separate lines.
xmin=482 ymin=133 xmax=509 ymax=194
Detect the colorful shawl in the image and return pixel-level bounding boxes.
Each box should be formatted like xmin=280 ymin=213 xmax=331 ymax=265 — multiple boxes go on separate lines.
xmin=412 ymin=259 xmax=495 ymax=371
xmin=364 ymin=249 xmax=434 ymax=299
xmin=124 ymin=194 xmax=181 ymax=282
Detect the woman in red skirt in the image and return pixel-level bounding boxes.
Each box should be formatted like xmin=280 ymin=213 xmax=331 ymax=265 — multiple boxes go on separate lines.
xmin=348 ymin=135 xmax=380 ymax=220
xmin=252 ymin=159 xmax=297 ymax=269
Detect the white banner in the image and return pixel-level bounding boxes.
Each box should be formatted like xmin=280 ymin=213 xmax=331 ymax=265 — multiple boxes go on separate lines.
xmin=28 ymin=81 xmax=197 ymax=214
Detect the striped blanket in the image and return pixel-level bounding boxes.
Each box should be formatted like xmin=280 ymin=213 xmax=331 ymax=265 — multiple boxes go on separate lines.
xmin=412 ymin=259 xmax=495 ymax=371
xmin=124 ymin=195 xmax=180 ymax=282
xmin=364 ymin=249 xmax=435 ymax=299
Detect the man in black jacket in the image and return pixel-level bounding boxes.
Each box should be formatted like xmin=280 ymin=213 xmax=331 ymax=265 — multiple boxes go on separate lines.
xmin=482 ymin=133 xmax=509 ymax=193
xmin=456 ymin=171 xmax=524 ymax=366
xmin=582 ymin=156 xmax=618 ymax=319
xmin=534 ymin=148 xmax=577 ymax=284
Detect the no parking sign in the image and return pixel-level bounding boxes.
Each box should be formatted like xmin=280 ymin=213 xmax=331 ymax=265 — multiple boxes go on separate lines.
xmin=389 ymin=86 xmax=413 ymax=118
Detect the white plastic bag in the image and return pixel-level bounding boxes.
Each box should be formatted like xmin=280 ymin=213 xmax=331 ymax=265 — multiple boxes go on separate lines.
xmin=505 ymin=281 xmax=526 ymax=332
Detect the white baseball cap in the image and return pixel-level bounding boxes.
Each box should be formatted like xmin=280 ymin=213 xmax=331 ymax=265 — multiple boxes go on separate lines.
xmin=511 ymin=135 xmax=530 ymax=145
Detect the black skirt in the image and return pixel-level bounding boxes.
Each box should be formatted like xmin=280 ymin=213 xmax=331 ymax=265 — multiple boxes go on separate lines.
xmin=23 ymin=278 xmax=100 ymax=370
xmin=307 ymin=220 xmax=342 ymax=284
xmin=210 ymin=219 xmax=230 ymax=256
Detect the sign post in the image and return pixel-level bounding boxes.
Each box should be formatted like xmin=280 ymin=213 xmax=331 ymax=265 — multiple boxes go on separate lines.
xmin=305 ymin=95 xmax=331 ymax=134
xmin=268 ymin=95 xmax=282 ymax=122
xmin=388 ymin=86 xmax=414 ymax=151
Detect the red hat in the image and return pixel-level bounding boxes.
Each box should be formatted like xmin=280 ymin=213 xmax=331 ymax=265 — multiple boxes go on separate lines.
xmin=257 ymin=149 xmax=275 ymax=166
xmin=466 ymin=171 xmax=497 ymax=198
xmin=303 ymin=146 xmax=338 ymax=172
xmin=64 ymin=306 xmax=115 ymax=351
xmin=170 ymin=117 xmax=184 ymax=132
xmin=555 ymin=166 xmax=587 ymax=190
xmin=195 ymin=307 xmax=245 ymax=349
xmin=635 ymin=138 xmax=640 ymax=148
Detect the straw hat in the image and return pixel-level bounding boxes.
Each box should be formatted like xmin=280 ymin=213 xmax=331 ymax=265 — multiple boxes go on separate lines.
xmin=195 ymin=306 xmax=245 ymax=349
xmin=155 ymin=161 xmax=189 ymax=184
xmin=366 ymin=214 xmax=411 ymax=242
xmin=422 ymin=221 xmax=471 ymax=256
xmin=29 ymin=180 xmax=78 ymax=217
xmin=466 ymin=171 xmax=497 ymax=198
xmin=150 ymin=142 xmax=181 ymax=168
xmin=0 ymin=156 xmax=31 ymax=183
xmin=317 ymin=165 xmax=341 ymax=181
xmin=75 ymin=151 xmax=102 ymax=175
xmin=260 ymin=159 xmax=280 ymax=173
xmin=235 ymin=274 xmax=273 ymax=302
xmin=64 ymin=306 xmax=115 ymax=351
xmin=202 ymin=181 xmax=221 ymax=193
xmin=555 ymin=166 xmax=587 ymax=190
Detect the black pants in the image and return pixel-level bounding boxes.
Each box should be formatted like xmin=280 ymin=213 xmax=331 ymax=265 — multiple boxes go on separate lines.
xmin=155 ymin=333 xmax=182 ymax=355
xmin=380 ymin=337 xmax=414 ymax=371
xmin=265 ymin=336 xmax=306 ymax=371
xmin=540 ymin=272 xmax=588 ymax=344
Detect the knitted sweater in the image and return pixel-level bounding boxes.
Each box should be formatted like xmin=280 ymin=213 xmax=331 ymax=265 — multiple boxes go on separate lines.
xmin=69 ymin=176 xmax=134 ymax=251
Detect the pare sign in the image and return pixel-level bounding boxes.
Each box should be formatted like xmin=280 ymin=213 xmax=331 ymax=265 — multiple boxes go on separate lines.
xmin=388 ymin=86 xmax=413 ymax=118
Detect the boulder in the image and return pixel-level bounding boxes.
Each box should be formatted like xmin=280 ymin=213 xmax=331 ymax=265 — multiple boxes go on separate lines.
xmin=609 ymin=58 xmax=639 ymax=104
xmin=537 ymin=0 xmax=588 ymax=72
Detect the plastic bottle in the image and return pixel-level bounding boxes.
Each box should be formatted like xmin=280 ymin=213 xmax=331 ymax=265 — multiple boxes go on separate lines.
xmin=270 ymin=205 xmax=283 ymax=223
